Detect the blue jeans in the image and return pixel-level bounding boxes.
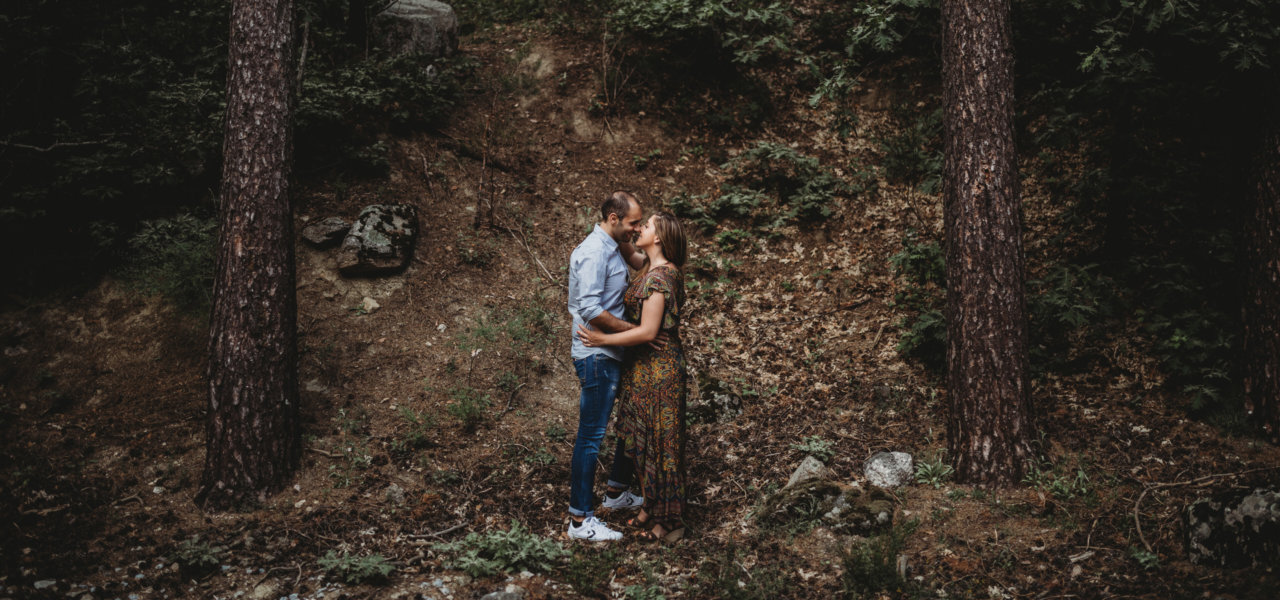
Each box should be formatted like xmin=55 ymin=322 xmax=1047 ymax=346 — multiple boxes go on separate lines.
xmin=569 ymin=354 xmax=622 ymax=517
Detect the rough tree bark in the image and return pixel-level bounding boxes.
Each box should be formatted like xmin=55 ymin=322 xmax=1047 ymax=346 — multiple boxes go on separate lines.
xmin=198 ymin=0 xmax=300 ymax=509
xmin=1243 ymin=128 xmax=1280 ymax=443
xmin=941 ymin=0 xmax=1034 ymax=485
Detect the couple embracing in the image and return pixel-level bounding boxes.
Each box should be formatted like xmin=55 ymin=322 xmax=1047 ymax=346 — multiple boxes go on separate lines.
xmin=566 ymin=191 xmax=689 ymax=544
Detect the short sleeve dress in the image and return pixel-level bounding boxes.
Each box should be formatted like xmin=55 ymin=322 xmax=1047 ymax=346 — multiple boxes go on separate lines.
xmin=616 ymin=264 xmax=688 ymax=524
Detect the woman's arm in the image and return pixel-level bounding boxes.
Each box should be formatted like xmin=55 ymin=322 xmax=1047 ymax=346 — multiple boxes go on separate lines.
xmin=577 ymin=292 xmax=665 ymax=347
xmin=617 ymin=241 xmax=648 ymax=271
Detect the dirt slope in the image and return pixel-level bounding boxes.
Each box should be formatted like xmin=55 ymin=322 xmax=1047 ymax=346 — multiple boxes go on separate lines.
xmin=2 ymin=21 xmax=1278 ymax=600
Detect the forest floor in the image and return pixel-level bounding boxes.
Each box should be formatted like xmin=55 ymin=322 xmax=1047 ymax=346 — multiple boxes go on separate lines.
xmin=3 ymin=17 xmax=1280 ymax=600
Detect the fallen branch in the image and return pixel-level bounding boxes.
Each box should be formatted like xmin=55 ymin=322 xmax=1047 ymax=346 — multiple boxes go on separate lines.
xmin=407 ymin=522 xmax=466 ymax=540
xmin=0 ymin=138 xmax=112 ymax=152
xmin=1133 ymin=466 xmax=1280 ymax=552
xmin=497 ymin=223 xmax=565 ymax=289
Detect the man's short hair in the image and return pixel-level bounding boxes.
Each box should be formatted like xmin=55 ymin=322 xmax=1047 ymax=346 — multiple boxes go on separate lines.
xmin=601 ymin=191 xmax=637 ymax=222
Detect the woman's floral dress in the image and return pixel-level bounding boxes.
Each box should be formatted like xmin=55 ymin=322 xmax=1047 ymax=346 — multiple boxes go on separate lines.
xmin=617 ymin=264 xmax=688 ymax=525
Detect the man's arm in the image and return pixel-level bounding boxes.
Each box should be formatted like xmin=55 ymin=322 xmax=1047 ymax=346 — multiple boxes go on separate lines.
xmin=587 ymin=310 xmax=635 ymax=333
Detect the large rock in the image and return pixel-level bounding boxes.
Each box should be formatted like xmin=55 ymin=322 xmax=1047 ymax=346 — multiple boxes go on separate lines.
xmin=864 ymin=451 xmax=914 ymax=489
xmin=337 ymin=204 xmax=418 ymax=276
xmin=301 ymin=216 xmax=352 ymax=248
xmin=1186 ymin=486 xmax=1280 ymax=567
xmin=757 ymin=479 xmax=893 ymax=534
xmin=374 ymin=1 xmax=459 ymax=58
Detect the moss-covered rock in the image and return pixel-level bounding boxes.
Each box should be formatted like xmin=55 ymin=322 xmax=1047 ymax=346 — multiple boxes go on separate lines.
xmin=757 ymin=479 xmax=894 ymax=534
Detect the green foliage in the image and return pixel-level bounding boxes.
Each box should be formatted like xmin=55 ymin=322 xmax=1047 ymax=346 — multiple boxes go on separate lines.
xmin=455 ymin=231 xmax=500 ymax=267
xmin=789 ymin=435 xmax=835 ymax=464
xmin=432 ymin=520 xmax=568 ymax=578
xmin=914 ymin=453 xmax=953 ymax=488
xmin=172 ymin=535 xmax=225 ymax=577
xmin=545 ymin=423 xmax=568 ymax=442
xmin=1026 ymin=263 xmax=1112 ymax=373
xmin=888 ymin=231 xmax=944 ymax=289
xmin=450 ymin=0 xmax=606 ymax=30
xmin=327 ymin=443 xmax=373 ymax=489
xmin=318 ymin=550 xmax=394 ymax=584
xmin=889 ymin=232 xmax=946 ymax=372
xmin=878 ymin=108 xmax=942 ymax=195
xmin=390 ymin=406 xmax=436 ymax=454
xmin=721 ymin=141 xmax=862 ymax=223
xmin=694 ymin=543 xmax=791 ymax=599
xmin=1024 ymin=459 xmax=1094 ymax=503
xmin=1129 ymin=546 xmax=1160 ymax=570
xmin=843 ymin=0 xmax=938 ymax=57
xmin=561 ymin=547 xmax=620 ymax=598
xmin=609 ymin=0 xmax=796 ymax=66
xmin=119 ymin=213 xmax=218 ymax=312
xmin=448 ymin=386 xmax=492 ymax=430
xmin=840 ymin=519 xmax=921 ymax=599
xmin=0 ymin=0 xmax=471 ymax=292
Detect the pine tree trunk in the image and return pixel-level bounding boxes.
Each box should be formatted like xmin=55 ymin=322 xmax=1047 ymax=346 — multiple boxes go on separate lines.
xmin=941 ymin=0 xmax=1034 ymax=485
xmin=1243 ymin=128 xmax=1280 ymax=443
xmin=348 ymin=0 xmax=368 ymax=48
xmin=199 ymin=0 xmax=300 ymax=509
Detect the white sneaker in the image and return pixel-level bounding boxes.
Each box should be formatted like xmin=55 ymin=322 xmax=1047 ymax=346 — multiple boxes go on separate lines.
xmin=601 ymin=490 xmax=644 ymax=511
xmin=567 ymin=516 xmax=623 ymax=542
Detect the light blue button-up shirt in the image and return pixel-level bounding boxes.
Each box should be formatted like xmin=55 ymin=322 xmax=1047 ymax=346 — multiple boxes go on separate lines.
xmin=568 ymin=224 xmax=629 ymax=362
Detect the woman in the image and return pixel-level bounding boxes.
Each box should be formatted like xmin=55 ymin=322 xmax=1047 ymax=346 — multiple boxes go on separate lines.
xmin=578 ymin=211 xmax=688 ymax=543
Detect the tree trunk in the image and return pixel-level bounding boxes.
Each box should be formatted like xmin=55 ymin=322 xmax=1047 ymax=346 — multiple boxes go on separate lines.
xmin=348 ymin=0 xmax=368 ymax=48
xmin=199 ymin=0 xmax=300 ymax=509
xmin=941 ymin=0 xmax=1034 ymax=485
xmin=1243 ymin=128 xmax=1280 ymax=443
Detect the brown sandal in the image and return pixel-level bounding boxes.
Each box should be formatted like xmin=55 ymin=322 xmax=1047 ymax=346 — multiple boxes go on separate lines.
xmin=625 ymin=512 xmax=651 ymax=528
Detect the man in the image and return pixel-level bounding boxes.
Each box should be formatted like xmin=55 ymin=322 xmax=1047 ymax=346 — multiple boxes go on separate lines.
xmin=565 ymin=191 xmax=648 ymax=541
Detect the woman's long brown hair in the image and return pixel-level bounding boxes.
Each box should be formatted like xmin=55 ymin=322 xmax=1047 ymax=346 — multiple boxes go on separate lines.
xmin=653 ymin=211 xmax=687 ymax=270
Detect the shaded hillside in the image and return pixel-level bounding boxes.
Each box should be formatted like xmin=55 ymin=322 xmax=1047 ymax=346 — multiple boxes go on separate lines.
xmin=2 ymin=4 xmax=1279 ymax=600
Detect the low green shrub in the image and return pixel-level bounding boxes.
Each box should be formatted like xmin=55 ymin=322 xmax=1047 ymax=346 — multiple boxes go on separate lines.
xmin=318 ymin=550 xmax=394 ymax=584
xmin=561 ymin=547 xmax=620 ymax=597
xmin=432 ymin=520 xmax=568 ymax=578
xmin=448 ymin=386 xmax=492 ymax=430
xmin=840 ymin=519 xmax=921 ymax=599
xmin=789 ymin=435 xmax=835 ymax=464
xmin=120 ymin=213 xmax=218 ymax=312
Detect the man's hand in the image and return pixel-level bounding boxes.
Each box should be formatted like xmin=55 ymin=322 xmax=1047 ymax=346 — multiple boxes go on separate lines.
xmin=648 ymin=330 xmax=669 ymax=351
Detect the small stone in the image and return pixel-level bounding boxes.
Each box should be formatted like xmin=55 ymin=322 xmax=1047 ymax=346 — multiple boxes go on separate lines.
xmin=304 ymin=379 xmax=329 ymax=394
xmin=34 ymin=580 xmax=56 ymax=590
xmin=360 ymin=297 xmax=381 ymax=314
xmin=787 ymin=456 xmax=830 ymax=488
xmin=385 ymin=483 xmax=406 ymax=506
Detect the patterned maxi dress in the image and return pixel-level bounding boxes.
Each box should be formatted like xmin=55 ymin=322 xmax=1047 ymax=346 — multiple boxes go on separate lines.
xmin=617 ymin=264 xmax=688 ymax=525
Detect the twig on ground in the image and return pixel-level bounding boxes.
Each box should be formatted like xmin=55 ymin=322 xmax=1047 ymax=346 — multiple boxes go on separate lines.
xmin=113 ymin=493 xmax=143 ymax=507
xmin=1133 ymin=466 xmax=1280 ymax=552
xmin=253 ymin=564 xmax=295 ymax=588
xmin=498 ymin=223 xmax=565 ymax=289
xmin=308 ymin=447 xmax=338 ymax=458
xmin=408 ymin=522 xmax=467 ymax=540
xmin=500 ymin=383 xmax=527 ymax=416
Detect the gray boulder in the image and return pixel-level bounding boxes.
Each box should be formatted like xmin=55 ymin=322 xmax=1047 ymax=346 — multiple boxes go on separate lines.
xmin=374 ymin=1 xmax=459 ymax=58
xmin=864 ymin=451 xmax=914 ymax=489
xmin=1186 ymin=486 xmax=1280 ymax=567
xmin=301 ymin=216 xmax=352 ymax=248
xmin=338 ymin=204 xmax=419 ymax=276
